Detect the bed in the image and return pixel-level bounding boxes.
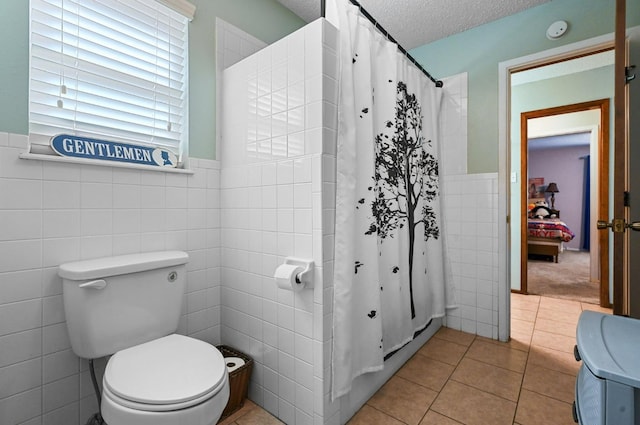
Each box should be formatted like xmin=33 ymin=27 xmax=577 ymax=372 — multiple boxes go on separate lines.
xmin=527 ymin=209 xmax=575 ymax=263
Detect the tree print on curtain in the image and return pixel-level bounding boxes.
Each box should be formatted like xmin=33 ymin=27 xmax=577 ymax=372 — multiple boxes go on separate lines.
xmin=365 ymin=81 xmax=440 ymax=319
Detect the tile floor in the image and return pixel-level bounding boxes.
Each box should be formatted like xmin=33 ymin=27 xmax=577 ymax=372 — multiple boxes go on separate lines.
xmin=219 ymin=294 xmax=612 ymax=425
xmin=218 ymin=399 xmax=285 ymax=425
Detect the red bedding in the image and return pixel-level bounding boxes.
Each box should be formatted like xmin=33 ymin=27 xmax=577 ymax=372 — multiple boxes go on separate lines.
xmin=528 ymin=218 xmax=575 ymax=242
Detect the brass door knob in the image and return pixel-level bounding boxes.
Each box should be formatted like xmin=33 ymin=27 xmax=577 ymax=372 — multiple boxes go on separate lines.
xmin=597 ymin=219 xmax=640 ymax=232
xmin=629 ymin=221 xmax=640 ymax=232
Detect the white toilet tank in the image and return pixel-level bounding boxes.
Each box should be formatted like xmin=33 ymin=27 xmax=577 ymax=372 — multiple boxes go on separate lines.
xmin=59 ymin=251 xmax=189 ymax=359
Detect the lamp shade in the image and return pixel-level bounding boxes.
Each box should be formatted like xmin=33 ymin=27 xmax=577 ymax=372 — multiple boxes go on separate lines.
xmin=545 ymin=182 xmax=559 ymax=193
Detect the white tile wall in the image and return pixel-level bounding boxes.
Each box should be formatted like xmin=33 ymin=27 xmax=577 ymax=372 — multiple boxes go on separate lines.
xmin=220 ymin=18 xmax=338 ymax=425
xmin=442 ymin=173 xmax=499 ymax=339
xmin=217 ymin=19 xmax=268 ymax=71
xmin=0 ymin=139 xmax=221 ymax=425
xmin=216 ymin=18 xmax=269 ymax=163
xmin=436 ymin=71 xmax=501 ymax=340
xmin=440 ymin=73 xmax=468 ymax=175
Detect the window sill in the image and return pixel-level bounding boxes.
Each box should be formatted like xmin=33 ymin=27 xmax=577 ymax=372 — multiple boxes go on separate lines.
xmin=19 ymin=152 xmax=194 ymax=174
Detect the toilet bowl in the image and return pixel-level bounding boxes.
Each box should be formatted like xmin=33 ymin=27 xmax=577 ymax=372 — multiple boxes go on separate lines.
xmin=101 ymin=334 xmax=230 ymax=425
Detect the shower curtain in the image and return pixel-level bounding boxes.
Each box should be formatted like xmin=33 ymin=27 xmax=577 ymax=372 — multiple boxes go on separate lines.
xmin=328 ymin=0 xmax=455 ymax=401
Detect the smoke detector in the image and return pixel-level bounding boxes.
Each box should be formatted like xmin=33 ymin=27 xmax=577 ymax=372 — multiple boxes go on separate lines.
xmin=546 ymin=20 xmax=568 ymax=40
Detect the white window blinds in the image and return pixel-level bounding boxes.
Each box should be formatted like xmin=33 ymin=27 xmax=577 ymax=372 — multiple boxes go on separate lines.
xmin=29 ymin=0 xmax=189 ymax=159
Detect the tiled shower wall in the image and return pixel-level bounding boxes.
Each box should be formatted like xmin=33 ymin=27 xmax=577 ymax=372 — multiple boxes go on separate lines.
xmin=438 ymin=72 xmax=500 ymax=340
xmin=216 ymin=18 xmax=267 ymax=73
xmin=219 ymin=20 xmax=500 ymax=424
xmin=219 ymin=19 xmax=338 ymax=425
xmin=440 ymin=73 xmax=468 ymax=177
xmin=215 ymin=19 xmax=268 ymax=160
xmin=0 ymin=136 xmax=221 ymax=425
xmin=442 ymin=173 xmax=500 ymax=339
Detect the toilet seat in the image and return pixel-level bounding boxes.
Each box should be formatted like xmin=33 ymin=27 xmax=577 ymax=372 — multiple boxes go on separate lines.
xmin=104 ymin=334 xmax=227 ymax=412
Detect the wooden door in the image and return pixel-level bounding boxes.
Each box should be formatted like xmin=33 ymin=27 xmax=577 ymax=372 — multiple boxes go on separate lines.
xmin=610 ymin=0 xmax=640 ymax=316
xmin=606 ymin=0 xmax=640 ymax=316
xmin=628 ymin=21 xmax=640 ymax=317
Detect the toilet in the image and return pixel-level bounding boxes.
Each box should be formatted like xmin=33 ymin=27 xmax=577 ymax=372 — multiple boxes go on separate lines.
xmin=59 ymin=251 xmax=230 ymax=425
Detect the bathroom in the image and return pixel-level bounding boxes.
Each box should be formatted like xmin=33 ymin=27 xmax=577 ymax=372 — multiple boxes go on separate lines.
xmin=0 ymin=0 xmax=638 ymax=424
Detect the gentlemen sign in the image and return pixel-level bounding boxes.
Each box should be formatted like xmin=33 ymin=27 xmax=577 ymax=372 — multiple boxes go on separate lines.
xmin=51 ymin=134 xmax=178 ymax=168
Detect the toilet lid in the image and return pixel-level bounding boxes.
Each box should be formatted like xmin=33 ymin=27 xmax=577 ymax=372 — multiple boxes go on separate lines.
xmin=104 ymin=334 xmax=227 ymax=405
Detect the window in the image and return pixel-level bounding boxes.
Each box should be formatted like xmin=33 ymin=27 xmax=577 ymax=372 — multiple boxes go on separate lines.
xmin=29 ymin=0 xmax=193 ymax=167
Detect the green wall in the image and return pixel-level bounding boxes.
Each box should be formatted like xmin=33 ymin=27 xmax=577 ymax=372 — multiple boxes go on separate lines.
xmin=0 ymin=1 xmax=29 ymax=137
xmin=0 ymin=0 xmax=304 ymax=160
xmin=5 ymin=0 xmax=638 ymax=162
xmin=410 ymin=0 xmax=639 ymax=173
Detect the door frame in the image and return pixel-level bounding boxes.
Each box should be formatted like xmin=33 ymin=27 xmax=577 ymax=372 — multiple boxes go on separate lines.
xmin=613 ymin=0 xmax=626 ymax=316
xmin=519 ymin=99 xmax=610 ymax=307
xmin=497 ymin=32 xmax=616 ymax=341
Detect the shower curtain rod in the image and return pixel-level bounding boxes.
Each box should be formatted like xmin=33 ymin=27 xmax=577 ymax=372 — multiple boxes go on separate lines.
xmin=321 ymin=0 xmax=444 ymax=88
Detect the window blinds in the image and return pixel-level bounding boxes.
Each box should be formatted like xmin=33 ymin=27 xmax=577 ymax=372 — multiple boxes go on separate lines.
xmin=29 ymin=0 xmax=189 ymax=158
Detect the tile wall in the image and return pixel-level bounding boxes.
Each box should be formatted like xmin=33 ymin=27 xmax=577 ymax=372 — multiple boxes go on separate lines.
xmin=438 ymin=72 xmax=501 ymax=340
xmin=215 ymin=19 xmax=268 ymax=160
xmin=216 ymin=18 xmax=268 ymax=71
xmin=219 ymin=19 xmax=338 ymax=425
xmin=442 ymin=172 xmax=500 ymax=339
xmin=0 ymin=134 xmax=221 ymax=425
xmin=440 ymin=73 xmax=468 ymax=176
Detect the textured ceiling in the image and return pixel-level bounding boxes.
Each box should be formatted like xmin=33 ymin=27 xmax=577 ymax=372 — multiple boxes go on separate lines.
xmin=276 ymin=0 xmax=551 ymax=49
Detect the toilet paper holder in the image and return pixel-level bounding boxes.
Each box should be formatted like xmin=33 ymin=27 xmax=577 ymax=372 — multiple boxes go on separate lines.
xmin=283 ymin=257 xmax=314 ymax=286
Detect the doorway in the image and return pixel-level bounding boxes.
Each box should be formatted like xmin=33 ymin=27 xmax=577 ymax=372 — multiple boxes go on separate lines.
xmin=496 ymin=40 xmax=617 ymax=340
xmin=519 ymin=100 xmax=610 ymax=307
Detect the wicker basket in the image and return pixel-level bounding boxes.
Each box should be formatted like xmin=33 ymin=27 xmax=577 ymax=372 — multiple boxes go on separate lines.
xmin=217 ymin=345 xmax=254 ymax=419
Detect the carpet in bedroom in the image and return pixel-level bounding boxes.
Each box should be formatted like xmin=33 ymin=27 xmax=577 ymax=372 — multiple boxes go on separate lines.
xmin=527 ymin=250 xmax=599 ymax=304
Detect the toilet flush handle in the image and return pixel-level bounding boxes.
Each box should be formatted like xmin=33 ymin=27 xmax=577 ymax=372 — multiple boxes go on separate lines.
xmin=79 ymin=279 xmax=107 ymax=290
